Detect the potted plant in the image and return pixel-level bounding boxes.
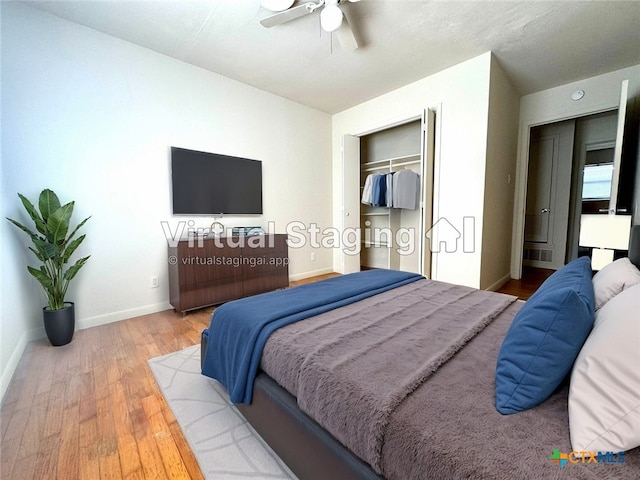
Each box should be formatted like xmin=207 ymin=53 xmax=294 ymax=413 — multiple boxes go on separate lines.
xmin=6 ymin=189 xmax=90 ymax=346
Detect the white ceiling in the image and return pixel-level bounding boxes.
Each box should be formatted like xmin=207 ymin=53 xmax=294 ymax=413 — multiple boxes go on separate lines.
xmin=25 ymin=0 xmax=640 ymax=114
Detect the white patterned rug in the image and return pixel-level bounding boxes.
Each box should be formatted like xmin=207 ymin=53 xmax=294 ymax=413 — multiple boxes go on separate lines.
xmin=148 ymin=345 xmax=297 ymax=480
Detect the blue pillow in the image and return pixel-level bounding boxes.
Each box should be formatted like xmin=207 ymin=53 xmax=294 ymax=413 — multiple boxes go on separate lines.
xmin=495 ymin=256 xmax=595 ymax=414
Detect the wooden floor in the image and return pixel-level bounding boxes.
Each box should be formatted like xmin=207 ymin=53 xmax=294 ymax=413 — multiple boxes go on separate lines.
xmin=496 ymin=267 xmax=554 ymax=300
xmin=0 ymin=270 xmax=541 ymax=479
xmin=0 ymin=274 xmax=339 ymax=480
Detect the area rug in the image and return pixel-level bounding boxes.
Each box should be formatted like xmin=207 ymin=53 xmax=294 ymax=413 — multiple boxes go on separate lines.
xmin=148 ymin=345 xmax=297 ymax=480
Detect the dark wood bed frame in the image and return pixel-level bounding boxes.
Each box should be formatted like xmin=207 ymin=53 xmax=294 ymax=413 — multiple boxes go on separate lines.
xmin=201 ymin=225 xmax=640 ymax=480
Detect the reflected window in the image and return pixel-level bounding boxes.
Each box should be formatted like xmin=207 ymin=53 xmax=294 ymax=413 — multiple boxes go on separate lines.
xmin=582 ymin=147 xmax=615 ymax=203
xmin=582 ymin=163 xmax=614 ymax=200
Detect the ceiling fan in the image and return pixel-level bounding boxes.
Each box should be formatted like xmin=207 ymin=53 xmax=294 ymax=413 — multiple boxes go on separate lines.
xmin=260 ymin=0 xmax=361 ymax=50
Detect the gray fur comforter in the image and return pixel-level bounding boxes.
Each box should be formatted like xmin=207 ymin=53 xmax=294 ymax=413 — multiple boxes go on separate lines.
xmin=261 ymin=278 xmax=640 ymax=479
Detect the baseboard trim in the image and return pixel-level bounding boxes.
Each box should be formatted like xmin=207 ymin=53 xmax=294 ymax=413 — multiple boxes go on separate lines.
xmin=0 ymin=326 xmax=43 ymax=403
xmin=485 ymin=272 xmax=512 ymax=292
xmin=289 ymin=267 xmax=335 ymax=282
xmin=77 ymin=301 xmax=172 ymax=331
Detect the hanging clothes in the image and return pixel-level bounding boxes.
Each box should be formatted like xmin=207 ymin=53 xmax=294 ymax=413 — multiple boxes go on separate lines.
xmin=385 ymin=172 xmax=394 ymax=208
xmin=362 ymin=173 xmax=390 ymax=206
xmin=363 ymin=171 xmax=418 ymax=209
xmin=361 ymin=174 xmax=377 ymax=205
xmin=392 ymin=169 xmax=420 ymax=209
xmin=373 ymin=174 xmax=387 ymax=207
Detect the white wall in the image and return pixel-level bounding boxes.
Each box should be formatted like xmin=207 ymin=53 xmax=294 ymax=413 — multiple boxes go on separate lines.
xmin=511 ymin=64 xmax=640 ymax=277
xmin=480 ymin=56 xmax=520 ymax=290
xmin=1 ymin=3 xmax=332 ymax=399
xmin=332 ymin=52 xmax=493 ymax=288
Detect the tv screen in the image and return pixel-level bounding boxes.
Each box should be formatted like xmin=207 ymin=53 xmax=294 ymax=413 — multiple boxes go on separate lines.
xmin=171 ymin=147 xmax=263 ymax=215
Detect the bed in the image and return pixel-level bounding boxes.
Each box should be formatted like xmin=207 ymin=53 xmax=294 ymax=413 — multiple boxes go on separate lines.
xmin=201 ymin=226 xmax=640 ymax=480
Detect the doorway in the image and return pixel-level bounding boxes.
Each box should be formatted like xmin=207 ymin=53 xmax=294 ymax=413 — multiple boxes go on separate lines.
xmin=523 ymin=120 xmax=574 ymax=270
xmin=522 ymin=111 xmax=619 ymax=271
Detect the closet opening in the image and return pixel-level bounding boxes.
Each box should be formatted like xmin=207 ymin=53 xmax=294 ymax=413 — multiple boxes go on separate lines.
xmin=359 ymin=119 xmax=427 ymax=275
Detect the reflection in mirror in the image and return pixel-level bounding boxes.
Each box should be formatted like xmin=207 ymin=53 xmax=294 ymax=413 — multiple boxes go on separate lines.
xmin=581 ymin=146 xmax=614 ymax=214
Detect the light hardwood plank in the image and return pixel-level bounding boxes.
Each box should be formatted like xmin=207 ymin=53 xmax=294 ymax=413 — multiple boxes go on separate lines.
xmin=141 ymin=395 xmax=192 ymax=479
xmin=0 ymin=273 xmax=336 ymax=478
xmin=56 ymin=402 xmax=80 ymax=479
xmin=77 ymin=416 xmax=100 ymax=479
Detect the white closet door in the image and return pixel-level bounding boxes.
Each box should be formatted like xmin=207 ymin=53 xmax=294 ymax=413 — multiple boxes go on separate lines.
xmin=421 ymin=109 xmax=436 ymax=278
xmin=609 ymin=79 xmax=628 ymax=215
xmin=342 ymin=134 xmax=361 ymax=274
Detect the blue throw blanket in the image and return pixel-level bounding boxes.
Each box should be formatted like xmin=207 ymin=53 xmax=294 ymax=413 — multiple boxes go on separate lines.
xmin=201 ymin=269 xmax=424 ymax=404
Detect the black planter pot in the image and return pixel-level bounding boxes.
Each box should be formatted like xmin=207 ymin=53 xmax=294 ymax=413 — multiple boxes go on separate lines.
xmin=43 ymin=302 xmax=75 ymax=346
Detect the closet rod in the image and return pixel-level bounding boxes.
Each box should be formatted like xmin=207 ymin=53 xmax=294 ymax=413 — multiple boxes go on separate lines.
xmin=392 ymin=159 xmax=421 ymax=169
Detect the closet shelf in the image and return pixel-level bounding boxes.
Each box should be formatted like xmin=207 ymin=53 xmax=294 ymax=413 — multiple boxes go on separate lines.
xmin=362 ymin=164 xmax=392 ymax=173
xmin=361 ymin=211 xmax=390 ymax=216
xmin=361 ymin=153 xmax=421 ymax=170
xmin=392 ymin=159 xmax=421 ymax=169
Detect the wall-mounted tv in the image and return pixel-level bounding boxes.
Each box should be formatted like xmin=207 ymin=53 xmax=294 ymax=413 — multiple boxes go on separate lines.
xmin=171 ymin=147 xmax=263 ymax=215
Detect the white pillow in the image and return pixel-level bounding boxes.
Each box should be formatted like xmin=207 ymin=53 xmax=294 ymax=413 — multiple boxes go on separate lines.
xmin=569 ymin=283 xmax=640 ymax=452
xmin=592 ymin=257 xmax=640 ymax=311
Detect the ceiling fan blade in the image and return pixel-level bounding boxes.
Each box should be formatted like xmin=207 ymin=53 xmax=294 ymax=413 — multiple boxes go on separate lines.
xmin=260 ymin=2 xmax=319 ymax=28
xmin=334 ymin=15 xmax=358 ymax=50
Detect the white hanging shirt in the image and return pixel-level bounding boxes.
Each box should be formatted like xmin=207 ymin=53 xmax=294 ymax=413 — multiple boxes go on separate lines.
xmin=392 ymin=169 xmax=419 ymax=209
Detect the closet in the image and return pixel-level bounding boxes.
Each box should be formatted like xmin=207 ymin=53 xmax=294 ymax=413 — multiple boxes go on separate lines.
xmin=358 ymin=110 xmax=435 ymax=276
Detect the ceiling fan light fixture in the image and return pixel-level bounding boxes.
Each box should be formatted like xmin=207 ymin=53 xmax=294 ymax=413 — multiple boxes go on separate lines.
xmin=260 ymin=0 xmax=295 ymax=12
xmin=321 ymin=4 xmax=343 ymax=32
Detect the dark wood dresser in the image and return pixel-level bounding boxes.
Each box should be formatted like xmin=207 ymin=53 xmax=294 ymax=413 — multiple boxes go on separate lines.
xmin=168 ymin=234 xmax=289 ymax=313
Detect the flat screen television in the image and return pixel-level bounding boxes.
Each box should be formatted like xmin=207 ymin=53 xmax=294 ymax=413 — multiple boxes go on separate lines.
xmin=171 ymin=147 xmax=263 ymax=215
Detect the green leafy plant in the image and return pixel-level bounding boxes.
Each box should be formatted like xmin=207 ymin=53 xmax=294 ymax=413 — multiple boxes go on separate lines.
xmin=6 ymin=189 xmax=90 ymax=310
